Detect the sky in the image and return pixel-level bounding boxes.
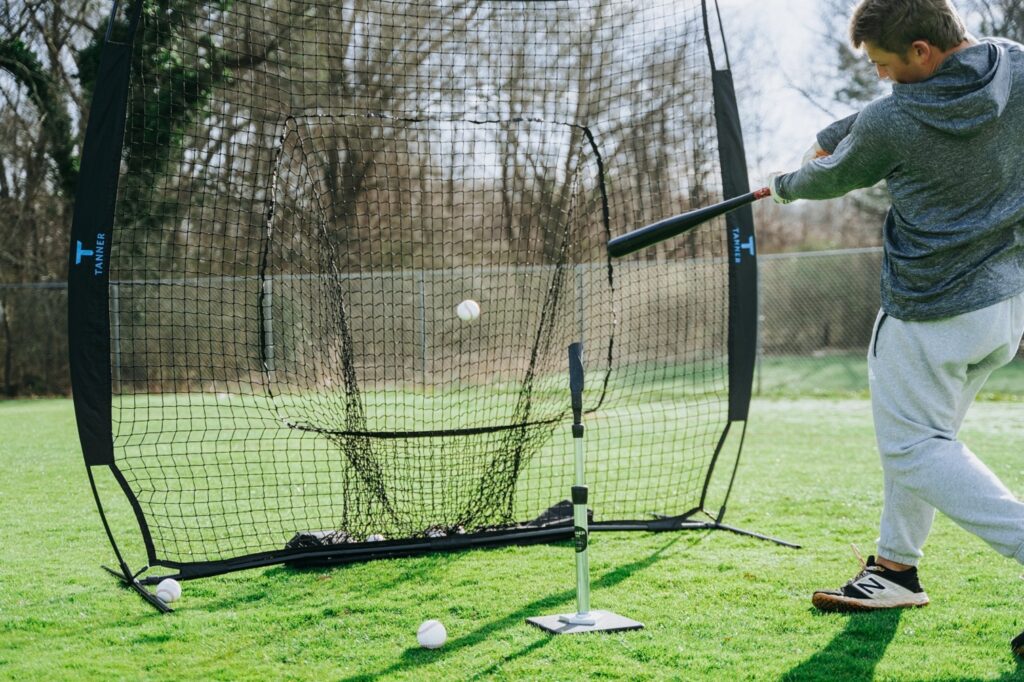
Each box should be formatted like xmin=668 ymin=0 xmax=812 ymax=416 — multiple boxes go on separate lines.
xmin=714 ymin=0 xmax=858 ymax=175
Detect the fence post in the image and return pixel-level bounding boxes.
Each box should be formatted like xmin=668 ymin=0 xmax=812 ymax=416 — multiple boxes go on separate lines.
xmin=261 ymin=277 xmax=274 ymax=372
xmin=417 ymin=270 xmax=428 ymax=385
xmin=0 ymin=295 xmax=9 ymax=396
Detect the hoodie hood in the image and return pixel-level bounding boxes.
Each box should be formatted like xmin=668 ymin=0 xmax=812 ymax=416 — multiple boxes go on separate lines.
xmin=892 ymin=41 xmax=1012 ymax=136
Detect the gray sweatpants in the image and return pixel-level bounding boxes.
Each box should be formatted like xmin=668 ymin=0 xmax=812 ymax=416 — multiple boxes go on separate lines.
xmin=869 ymin=290 xmax=1024 ymax=567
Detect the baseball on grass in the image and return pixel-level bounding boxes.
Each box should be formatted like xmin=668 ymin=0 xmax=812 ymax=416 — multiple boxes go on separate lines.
xmin=417 ymin=619 xmax=447 ymax=649
xmin=156 ymin=578 xmax=182 ymax=603
xmin=455 ymin=299 xmax=481 ymax=322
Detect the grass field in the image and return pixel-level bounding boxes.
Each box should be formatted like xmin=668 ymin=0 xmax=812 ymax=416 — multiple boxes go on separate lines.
xmin=3 ymin=395 xmax=1024 ymax=680
xmin=756 ymin=354 xmax=1024 ymax=399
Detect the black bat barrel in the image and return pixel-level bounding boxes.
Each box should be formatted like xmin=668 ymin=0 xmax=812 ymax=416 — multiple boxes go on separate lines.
xmin=607 ymin=188 xmax=769 ymax=258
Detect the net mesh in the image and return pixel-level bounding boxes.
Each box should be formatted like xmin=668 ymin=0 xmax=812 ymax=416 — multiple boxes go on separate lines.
xmin=105 ymin=0 xmax=731 ymax=566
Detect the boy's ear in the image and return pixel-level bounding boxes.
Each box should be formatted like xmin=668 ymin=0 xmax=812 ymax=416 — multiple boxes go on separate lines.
xmin=910 ymin=40 xmax=932 ymax=62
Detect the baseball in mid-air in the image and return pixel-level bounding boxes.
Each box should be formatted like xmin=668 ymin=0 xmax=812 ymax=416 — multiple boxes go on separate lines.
xmin=156 ymin=578 xmax=182 ymax=603
xmin=417 ymin=619 xmax=447 ymax=649
xmin=456 ymin=299 xmax=481 ymax=322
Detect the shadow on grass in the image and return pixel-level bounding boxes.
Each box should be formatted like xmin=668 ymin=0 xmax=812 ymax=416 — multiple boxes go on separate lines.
xmin=781 ymin=610 xmax=902 ymax=681
xmin=268 ymin=548 xmax=474 ymax=593
xmin=781 ymin=611 xmax=1024 ymax=682
xmin=340 ymin=533 xmax=695 ymax=681
xmin=186 ymin=550 xmax=473 ymax=613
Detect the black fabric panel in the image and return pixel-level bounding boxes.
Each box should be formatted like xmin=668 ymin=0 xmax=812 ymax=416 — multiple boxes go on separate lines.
xmin=712 ymin=69 xmax=757 ymax=422
xmin=68 ymin=41 xmax=133 ymax=466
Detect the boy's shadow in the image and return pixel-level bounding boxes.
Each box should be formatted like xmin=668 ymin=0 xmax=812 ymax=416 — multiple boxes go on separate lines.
xmin=781 ymin=610 xmax=903 ymax=682
xmin=781 ymin=610 xmax=1024 ymax=681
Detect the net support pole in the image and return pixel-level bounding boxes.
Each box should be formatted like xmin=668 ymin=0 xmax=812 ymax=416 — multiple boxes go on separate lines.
xmin=527 ymin=343 xmax=643 ymax=635
xmin=568 ymin=481 xmax=592 ymax=623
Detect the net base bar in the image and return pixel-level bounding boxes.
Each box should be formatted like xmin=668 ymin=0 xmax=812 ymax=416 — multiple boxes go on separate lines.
xmin=138 ymin=525 xmax=577 ymax=585
xmin=595 ymin=519 xmax=800 ymax=549
xmin=101 ymin=565 xmax=172 ymax=614
xmin=127 ymin=517 xmax=797 ymax=592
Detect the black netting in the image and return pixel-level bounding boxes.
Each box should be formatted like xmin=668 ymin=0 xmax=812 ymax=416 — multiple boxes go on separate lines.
xmin=97 ymin=0 xmax=733 ymax=567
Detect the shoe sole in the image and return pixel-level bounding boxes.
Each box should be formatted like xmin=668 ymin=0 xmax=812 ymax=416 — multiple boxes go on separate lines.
xmin=812 ymin=592 xmax=929 ymax=612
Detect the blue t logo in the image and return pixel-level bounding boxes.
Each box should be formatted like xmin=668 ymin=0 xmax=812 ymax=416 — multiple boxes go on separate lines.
xmin=75 ymin=240 xmax=95 ymax=265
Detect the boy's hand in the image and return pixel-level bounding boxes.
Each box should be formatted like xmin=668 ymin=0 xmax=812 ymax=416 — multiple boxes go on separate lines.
xmin=767 ymin=172 xmax=793 ymax=205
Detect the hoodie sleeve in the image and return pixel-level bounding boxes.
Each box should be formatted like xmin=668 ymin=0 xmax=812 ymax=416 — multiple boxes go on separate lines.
xmin=777 ymin=103 xmax=899 ymax=201
xmin=816 ymin=113 xmax=858 ymax=153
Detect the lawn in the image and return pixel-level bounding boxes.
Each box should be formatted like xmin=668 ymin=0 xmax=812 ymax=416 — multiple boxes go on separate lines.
xmin=2 ymin=396 xmax=1024 ymax=680
xmin=755 ymin=354 xmax=1024 ymax=399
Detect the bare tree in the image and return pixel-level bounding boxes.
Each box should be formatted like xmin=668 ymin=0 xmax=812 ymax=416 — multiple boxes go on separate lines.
xmin=965 ymin=0 xmax=1024 ymax=39
xmin=0 ymin=1 xmax=107 ymax=283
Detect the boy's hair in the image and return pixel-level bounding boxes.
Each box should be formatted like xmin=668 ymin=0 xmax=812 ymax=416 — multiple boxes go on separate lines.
xmin=850 ymin=0 xmax=967 ymax=56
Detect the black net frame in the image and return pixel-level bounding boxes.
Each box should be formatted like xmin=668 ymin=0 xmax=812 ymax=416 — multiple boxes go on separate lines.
xmin=68 ymin=0 xmax=759 ymax=582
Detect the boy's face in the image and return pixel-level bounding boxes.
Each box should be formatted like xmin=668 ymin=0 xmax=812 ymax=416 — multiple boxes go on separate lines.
xmin=863 ymin=41 xmax=935 ymax=84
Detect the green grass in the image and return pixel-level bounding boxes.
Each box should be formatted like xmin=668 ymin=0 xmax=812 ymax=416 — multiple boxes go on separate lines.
xmin=756 ymin=355 xmax=1024 ymax=399
xmin=3 ymin=397 xmax=1024 ymax=680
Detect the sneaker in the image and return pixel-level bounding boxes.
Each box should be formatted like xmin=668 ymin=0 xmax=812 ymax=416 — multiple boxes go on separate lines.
xmin=1011 ymin=629 xmax=1024 ymax=658
xmin=812 ymin=545 xmax=929 ymax=612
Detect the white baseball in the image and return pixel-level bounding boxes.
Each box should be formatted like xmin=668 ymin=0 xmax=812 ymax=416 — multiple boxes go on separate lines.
xmin=417 ymin=619 xmax=447 ymax=649
xmin=456 ymin=299 xmax=481 ymax=322
xmin=156 ymin=578 xmax=181 ymax=603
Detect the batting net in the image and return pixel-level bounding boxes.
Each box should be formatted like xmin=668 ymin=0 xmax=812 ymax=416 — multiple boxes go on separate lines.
xmin=69 ymin=0 xmax=758 ymax=578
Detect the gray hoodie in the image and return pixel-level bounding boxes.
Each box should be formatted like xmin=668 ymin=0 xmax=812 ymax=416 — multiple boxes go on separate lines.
xmin=777 ymin=38 xmax=1024 ymax=321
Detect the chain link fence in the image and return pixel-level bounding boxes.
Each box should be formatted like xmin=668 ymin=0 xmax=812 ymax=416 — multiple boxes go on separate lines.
xmin=0 ymin=283 xmax=69 ymax=397
xmin=2 ymin=247 xmax=1022 ymax=397
xmin=757 ymin=247 xmax=1024 ymax=397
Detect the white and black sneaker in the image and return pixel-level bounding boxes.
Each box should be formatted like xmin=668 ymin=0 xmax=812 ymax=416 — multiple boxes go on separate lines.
xmin=1011 ymin=629 xmax=1024 ymax=658
xmin=812 ymin=545 xmax=929 ymax=612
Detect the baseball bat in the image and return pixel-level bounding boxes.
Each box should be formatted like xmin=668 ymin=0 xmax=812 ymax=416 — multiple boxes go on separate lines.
xmin=607 ymin=186 xmax=771 ymax=258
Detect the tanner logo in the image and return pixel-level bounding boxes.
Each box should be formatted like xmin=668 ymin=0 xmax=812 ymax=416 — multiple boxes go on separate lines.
xmin=573 ymin=526 xmax=588 ymax=553
xmin=731 ymin=227 xmax=755 ymax=264
xmin=75 ymin=233 xmax=107 ymax=276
